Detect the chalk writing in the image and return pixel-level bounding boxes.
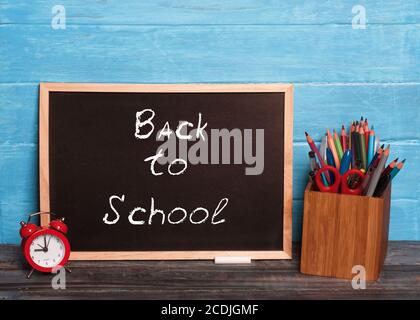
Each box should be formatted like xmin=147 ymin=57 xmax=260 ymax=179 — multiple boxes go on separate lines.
xmin=103 ymin=196 xmax=228 ymax=226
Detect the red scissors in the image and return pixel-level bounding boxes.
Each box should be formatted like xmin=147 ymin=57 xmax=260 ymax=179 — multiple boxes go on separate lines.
xmin=315 ymin=165 xmax=364 ymax=195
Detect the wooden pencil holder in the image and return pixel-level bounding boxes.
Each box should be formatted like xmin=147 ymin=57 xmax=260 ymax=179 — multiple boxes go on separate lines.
xmin=300 ymin=182 xmax=391 ymax=281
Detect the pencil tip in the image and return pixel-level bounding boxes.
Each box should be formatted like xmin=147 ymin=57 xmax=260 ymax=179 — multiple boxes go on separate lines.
xmin=401 ymin=159 xmax=406 ymax=163
xmin=304 ymin=131 xmax=308 ymax=136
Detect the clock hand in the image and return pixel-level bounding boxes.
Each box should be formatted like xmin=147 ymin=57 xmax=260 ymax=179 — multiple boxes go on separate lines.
xmin=47 ymin=235 xmax=51 ymax=249
xmin=34 ymin=249 xmax=45 ymax=252
xmin=37 ymin=244 xmax=44 ymax=249
xmin=44 ymin=235 xmax=47 ymax=249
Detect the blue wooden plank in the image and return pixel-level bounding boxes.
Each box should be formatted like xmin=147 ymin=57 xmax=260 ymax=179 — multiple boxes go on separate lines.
xmin=389 ymin=199 xmax=420 ymax=240
xmin=0 ymin=202 xmax=38 ymax=244
xmin=1 ymin=84 xmax=419 ymax=144
xmin=0 ymin=24 xmax=419 ymax=83
xmin=293 ymin=200 xmax=304 ymax=242
xmin=0 ymin=84 xmax=39 ymax=144
xmin=0 ymin=144 xmax=38 ymax=204
xmin=0 ymin=143 xmax=38 ymax=244
xmin=1 ymin=0 xmax=419 ymax=25
xmin=295 ymin=84 xmax=420 ymax=142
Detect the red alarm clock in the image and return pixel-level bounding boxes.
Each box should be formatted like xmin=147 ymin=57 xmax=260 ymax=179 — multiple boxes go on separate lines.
xmin=19 ymin=212 xmax=71 ymax=278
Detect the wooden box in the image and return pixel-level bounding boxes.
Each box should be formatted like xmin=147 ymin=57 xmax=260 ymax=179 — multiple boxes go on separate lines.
xmin=300 ymin=182 xmax=391 ymax=281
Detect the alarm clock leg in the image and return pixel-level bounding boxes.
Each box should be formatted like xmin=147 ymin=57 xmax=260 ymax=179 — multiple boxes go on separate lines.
xmin=64 ymin=266 xmax=72 ymax=273
xmin=26 ymin=268 xmax=34 ymax=279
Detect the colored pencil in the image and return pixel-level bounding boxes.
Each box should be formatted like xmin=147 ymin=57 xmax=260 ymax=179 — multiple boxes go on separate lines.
xmin=319 ymin=134 xmax=328 ymax=163
xmin=349 ymin=122 xmax=354 ymax=150
xmin=352 ymin=129 xmax=360 ymax=169
xmin=390 ymin=159 xmax=406 ymax=179
xmin=368 ymin=145 xmax=384 ymax=171
xmin=361 ymin=168 xmax=374 ymax=194
xmin=368 ymin=147 xmax=381 ymax=171
xmin=364 ymin=120 xmax=370 ymax=153
xmin=340 ymin=125 xmax=347 ymax=152
xmin=379 ymin=145 xmax=390 ymax=170
xmin=333 ymin=129 xmax=344 ymax=161
xmin=374 ymin=134 xmax=380 ymax=151
xmin=310 ymin=150 xmax=327 ymax=186
xmin=319 ymin=137 xmax=330 ymax=186
xmin=326 ymin=148 xmax=336 ymax=184
xmin=373 ymin=174 xmax=391 ymax=197
xmin=349 ymin=122 xmax=355 ymax=167
xmin=308 ymin=151 xmax=317 ymax=171
xmin=305 ymin=132 xmax=330 ymax=183
xmin=339 ymin=150 xmax=352 ymax=175
xmin=367 ymin=126 xmax=375 ymax=167
xmin=326 ymin=148 xmax=335 ymax=167
xmin=363 ymin=145 xmax=384 ymax=191
xmin=382 ymin=157 xmax=399 ymax=177
xmin=366 ymin=146 xmax=390 ymax=196
xmin=362 ymin=148 xmax=383 ymax=195
xmin=327 ymin=129 xmax=340 ymax=171
xmin=358 ymin=126 xmax=367 ymax=170
xmin=308 ymin=171 xmax=317 ymax=190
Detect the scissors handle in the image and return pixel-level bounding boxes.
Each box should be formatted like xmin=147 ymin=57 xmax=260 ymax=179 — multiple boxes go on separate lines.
xmin=341 ymin=169 xmax=364 ymax=195
xmin=315 ymin=166 xmax=340 ymax=193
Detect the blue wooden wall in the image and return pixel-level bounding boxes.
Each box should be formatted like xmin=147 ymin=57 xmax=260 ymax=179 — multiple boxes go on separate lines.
xmin=0 ymin=1 xmax=419 ymax=243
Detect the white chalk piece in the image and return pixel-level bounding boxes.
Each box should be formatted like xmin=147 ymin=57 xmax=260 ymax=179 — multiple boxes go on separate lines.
xmin=214 ymin=256 xmax=251 ymax=264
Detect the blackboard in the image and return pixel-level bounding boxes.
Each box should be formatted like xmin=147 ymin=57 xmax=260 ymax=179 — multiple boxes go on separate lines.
xmin=39 ymin=83 xmax=293 ymax=260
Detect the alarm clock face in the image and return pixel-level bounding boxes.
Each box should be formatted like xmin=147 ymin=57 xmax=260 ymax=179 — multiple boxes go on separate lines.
xmin=27 ymin=233 xmax=67 ymax=269
xmin=23 ymin=228 xmax=70 ymax=272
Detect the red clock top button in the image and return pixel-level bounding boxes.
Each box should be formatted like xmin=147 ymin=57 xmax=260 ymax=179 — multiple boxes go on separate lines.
xmin=19 ymin=222 xmax=40 ymax=238
xmin=50 ymin=218 xmax=68 ymax=234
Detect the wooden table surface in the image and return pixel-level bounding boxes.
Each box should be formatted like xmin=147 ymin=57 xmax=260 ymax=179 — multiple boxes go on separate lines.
xmin=1 ymin=242 xmax=419 ymax=300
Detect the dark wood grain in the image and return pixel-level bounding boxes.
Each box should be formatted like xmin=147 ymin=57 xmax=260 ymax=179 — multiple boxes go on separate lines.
xmin=0 ymin=242 xmax=419 ymax=300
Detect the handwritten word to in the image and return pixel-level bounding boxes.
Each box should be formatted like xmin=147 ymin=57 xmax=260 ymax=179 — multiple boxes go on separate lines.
xmin=135 ymin=109 xmax=207 ymax=176
xmin=134 ymin=108 xmax=265 ymax=176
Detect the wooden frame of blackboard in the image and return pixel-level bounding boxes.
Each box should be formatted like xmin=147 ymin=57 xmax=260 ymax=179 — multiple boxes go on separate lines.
xmin=39 ymin=83 xmax=293 ymax=260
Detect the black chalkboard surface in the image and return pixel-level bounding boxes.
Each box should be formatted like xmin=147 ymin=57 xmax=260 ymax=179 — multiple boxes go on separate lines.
xmin=39 ymin=83 xmax=293 ymax=260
